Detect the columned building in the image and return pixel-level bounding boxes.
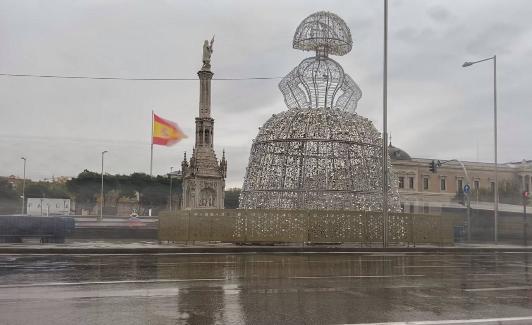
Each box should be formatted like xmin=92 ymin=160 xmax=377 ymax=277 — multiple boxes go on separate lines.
xmin=181 ymin=41 xmax=227 ymax=209
xmin=389 ymin=142 xmax=532 ymax=214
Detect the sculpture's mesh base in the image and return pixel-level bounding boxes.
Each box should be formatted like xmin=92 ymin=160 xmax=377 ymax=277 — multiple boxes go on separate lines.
xmin=239 ymin=190 xmax=397 ymax=211
xmin=239 ymin=108 xmax=400 ymax=211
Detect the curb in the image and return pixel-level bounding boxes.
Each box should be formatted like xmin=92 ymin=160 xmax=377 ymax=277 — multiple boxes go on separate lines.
xmin=2 ymin=246 xmax=532 ymax=255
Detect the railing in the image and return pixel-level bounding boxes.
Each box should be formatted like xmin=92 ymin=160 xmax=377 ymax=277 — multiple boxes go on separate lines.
xmin=159 ymin=209 xmax=454 ymax=246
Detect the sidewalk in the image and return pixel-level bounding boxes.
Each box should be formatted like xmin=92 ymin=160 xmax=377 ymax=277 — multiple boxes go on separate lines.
xmin=2 ymin=239 xmax=532 ymax=254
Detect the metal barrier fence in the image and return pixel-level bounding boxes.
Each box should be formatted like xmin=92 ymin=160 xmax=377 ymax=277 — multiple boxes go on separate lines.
xmin=0 ymin=215 xmax=75 ymax=243
xmin=159 ymin=209 xmax=454 ymax=245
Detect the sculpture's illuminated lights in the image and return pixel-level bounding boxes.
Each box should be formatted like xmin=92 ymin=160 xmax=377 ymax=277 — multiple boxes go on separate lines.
xmin=239 ymin=11 xmax=400 ymax=211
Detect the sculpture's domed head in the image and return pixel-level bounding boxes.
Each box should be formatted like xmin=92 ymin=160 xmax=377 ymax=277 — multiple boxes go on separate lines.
xmin=293 ymin=11 xmax=353 ymax=56
xmin=281 ymin=11 xmax=361 ymax=112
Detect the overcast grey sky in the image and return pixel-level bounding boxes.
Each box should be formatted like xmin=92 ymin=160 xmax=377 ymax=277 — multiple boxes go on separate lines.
xmin=1 ymin=0 xmax=531 ymax=187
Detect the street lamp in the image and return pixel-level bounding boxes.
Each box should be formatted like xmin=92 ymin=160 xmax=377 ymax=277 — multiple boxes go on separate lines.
xmin=462 ymin=55 xmax=498 ymax=243
xmin=20 ymin=157 xmax=26 ymax=215
xmin=169 ymin=167 xmax=174 ymax=211
xmin=99 ymin=150 xmax=108 ymax=222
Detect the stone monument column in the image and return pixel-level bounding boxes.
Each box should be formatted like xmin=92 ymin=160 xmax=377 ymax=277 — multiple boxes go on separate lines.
xmin=181 ymin=38 xmax=227 ymax=210
xmin=198 ymin=70 xmax=213 ymax=118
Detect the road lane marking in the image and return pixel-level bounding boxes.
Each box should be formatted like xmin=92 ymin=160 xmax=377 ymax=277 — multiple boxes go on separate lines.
xmin=468 ymin=272 xmax=532 ymax=276
xmin=0 ymin=278 xmax=226 ymax=288
xmin=0 ymin=287 xmax=181 ymax=300
xmin=289 ymin=275 xmax=424 ymax=279
xmin=305 ymin=259 xmax=393 ymax=263
xmin=156 ymin=261 xmax=237 ymax=265
xmin=465 ymin=286 xmax=532 ymax=292
xmin=394 ymin=265 xmax=468 ymax=268
xmin=340 ymin=315 xmax=532 ymax=324
xmin=156 ymin=260 xmax=274 ymax=265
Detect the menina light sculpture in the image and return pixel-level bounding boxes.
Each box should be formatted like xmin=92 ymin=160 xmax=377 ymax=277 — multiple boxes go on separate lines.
xmin=239 ymin=11 xmax=400 ymax=211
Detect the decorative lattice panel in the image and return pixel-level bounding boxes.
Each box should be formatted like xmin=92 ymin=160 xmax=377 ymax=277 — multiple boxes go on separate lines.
xmin=308 ymin=210 xmax=365 ymax=242
xmin=364 ymin=212 xmax=384 ymax=243
xmin=239 ymin=209 xmax=307 ymax=242
xmin=159 ymin=210 xmax=453 ymax=246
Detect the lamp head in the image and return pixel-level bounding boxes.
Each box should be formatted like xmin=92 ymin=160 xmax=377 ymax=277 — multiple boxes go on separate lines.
xmin=462 ymin=61 xmax=473 ymax=67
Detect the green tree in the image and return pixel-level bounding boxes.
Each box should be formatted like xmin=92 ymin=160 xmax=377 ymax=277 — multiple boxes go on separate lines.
xmin=0 ymin=179 xmax=20 ymax=214
xmin=224 ymin=188 xmax=241 ymax=209
xmin=458 ymin=176 xmax=526 ymax=205
xmin=66 ymin=170 xmax=182 ymax=211
xmin=0 ymin=179 xmax=18 ymax=200
xmin=25 ymin=182 xmax=69 ymax=198
xmin=66 ymin=170 xmax=103 ymax=203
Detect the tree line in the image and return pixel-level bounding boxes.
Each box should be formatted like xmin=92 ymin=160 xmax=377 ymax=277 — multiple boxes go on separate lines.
xmin=0 ymin=170 xmax=242 ymax=214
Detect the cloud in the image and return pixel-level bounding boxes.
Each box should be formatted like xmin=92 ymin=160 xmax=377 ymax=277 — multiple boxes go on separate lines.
xmin=465 ymin=22 xmax=527 ymax=56
xmin=0 ymin=0 xmax=531 ymax=188
xmin=427 ymin=6 xmax=451 ymax=22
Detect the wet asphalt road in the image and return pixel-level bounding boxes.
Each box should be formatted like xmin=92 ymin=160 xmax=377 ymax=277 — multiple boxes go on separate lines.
xmin=2 ymin=252 xmax=532 ymax=325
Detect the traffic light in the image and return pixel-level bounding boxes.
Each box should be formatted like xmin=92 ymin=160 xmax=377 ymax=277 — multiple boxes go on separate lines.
xmin=523 ymin=191 xmax=529 ymax=202
xmin=429 ymin=160 xmax=442 ymax=173
xmin=429 ymin=160 xmax=436 ymax=173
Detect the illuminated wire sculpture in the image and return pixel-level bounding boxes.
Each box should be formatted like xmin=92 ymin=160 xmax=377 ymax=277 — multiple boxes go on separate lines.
xmin=292 ymin=11 xmax=353 ymax=56
xmin=239 ymin=11 xmax=400 ymax=211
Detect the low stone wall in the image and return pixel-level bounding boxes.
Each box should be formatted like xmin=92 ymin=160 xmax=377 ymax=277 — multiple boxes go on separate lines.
xmin=159 ymin=209 xmax=454 ymax=246
xmin=443 ymin=207 xmax=532 ymax=243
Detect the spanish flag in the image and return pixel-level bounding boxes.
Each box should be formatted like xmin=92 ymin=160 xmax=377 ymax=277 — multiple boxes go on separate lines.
xmin=152 ymin=113 xmax=186 ymax=146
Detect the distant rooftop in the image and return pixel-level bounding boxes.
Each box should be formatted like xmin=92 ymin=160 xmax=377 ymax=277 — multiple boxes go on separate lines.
xmin=388 ymin=143 xmax=411 ymax=161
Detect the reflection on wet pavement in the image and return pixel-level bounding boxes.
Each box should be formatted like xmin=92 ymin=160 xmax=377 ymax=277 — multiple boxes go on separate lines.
xmin=1 ymin=252 xmax=532 ymax=324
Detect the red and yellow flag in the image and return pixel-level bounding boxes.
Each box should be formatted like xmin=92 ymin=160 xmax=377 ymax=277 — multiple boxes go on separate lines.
xmin=152 ymin=113 xmax=186 ymax=146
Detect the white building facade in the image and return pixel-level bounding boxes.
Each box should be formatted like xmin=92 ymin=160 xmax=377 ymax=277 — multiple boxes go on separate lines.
xmin=27 ymin=198 xmax=71 ymax=216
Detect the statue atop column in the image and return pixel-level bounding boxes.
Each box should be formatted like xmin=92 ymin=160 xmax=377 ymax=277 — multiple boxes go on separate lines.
xmin=202 ymin=36 xmax=214 ymax=71
xmin=181 ymin=36 xmax=226 ymax=210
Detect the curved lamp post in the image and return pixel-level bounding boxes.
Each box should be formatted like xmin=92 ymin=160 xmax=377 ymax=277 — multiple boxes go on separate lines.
xmin=462 ymin=55 xmax=498 ymax=243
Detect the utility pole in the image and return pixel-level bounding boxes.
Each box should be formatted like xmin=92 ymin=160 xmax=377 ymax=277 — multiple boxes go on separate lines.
xmin=462 ymin=55 xmax=498 ymax=243
xmin=150 ymin=110 xmax=154 ymax=177
xmin=524 ymin=191 xmax=529 ymax=246
xmin=466 ymin=189 xmax=471 ymax=241
xmin=100 ymin=150 xmax=108 ymax=222
xmin=429 ymin=159 xmax=472 ymax=240
xmin=21 ymin=157 xmax=26 ymax=215
xmin=382 ymin=0 xmax=389 ymax=248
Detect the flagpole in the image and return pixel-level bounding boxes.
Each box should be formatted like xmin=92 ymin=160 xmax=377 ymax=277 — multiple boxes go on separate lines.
xmin=150 ymin=110 xmax=154 ymax=177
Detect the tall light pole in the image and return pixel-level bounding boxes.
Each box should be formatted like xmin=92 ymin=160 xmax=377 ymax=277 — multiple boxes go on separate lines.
xmin=99 ymin=150 xmax=108 ymax=222
xmin=462 ymin=55 xmax=498 ymax=243
xmin=20 ymin=157 xmax=26 ymax=215
xmin=169 ymin=167 xmax=174 ymax=211
xmin=382 ymin=0 xmax=389 ymax=248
